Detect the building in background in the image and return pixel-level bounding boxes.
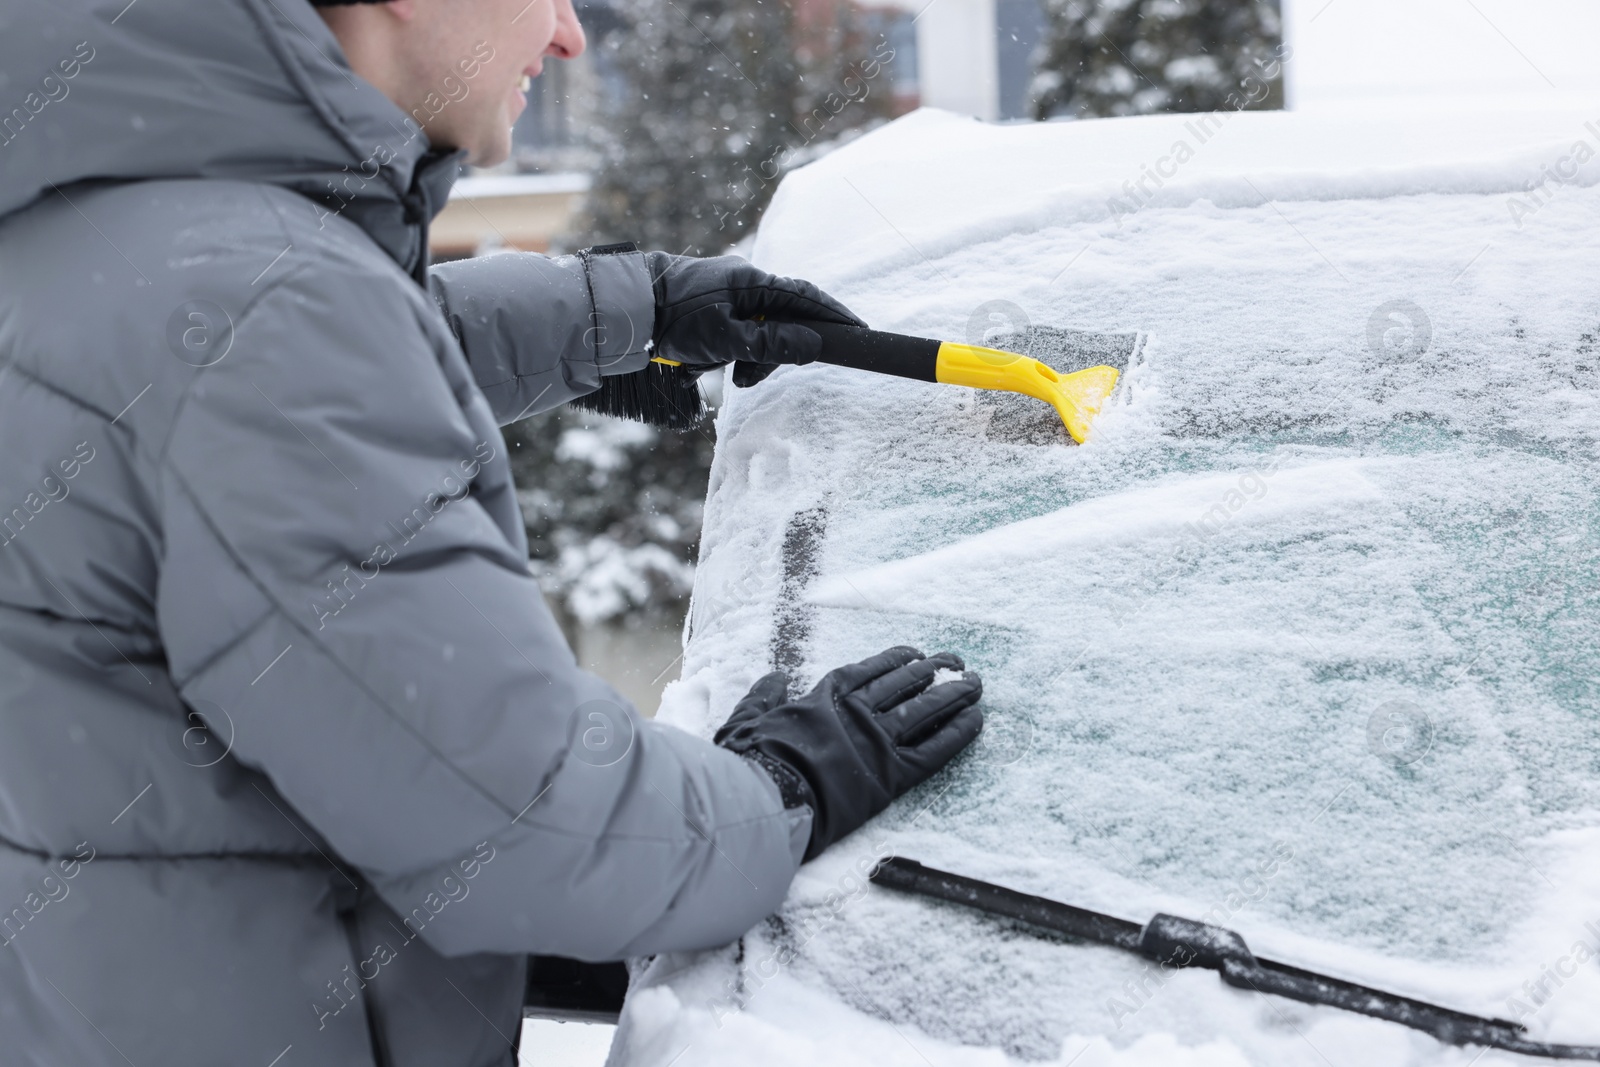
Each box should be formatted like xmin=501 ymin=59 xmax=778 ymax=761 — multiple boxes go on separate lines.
xmin=429 ymin=172 xmax=591 ymax=259
xmin=429 ymin=0 xmax=1057 ymax=259
xmin=885 ymin=0 xmax=1600 ymax=122
xmin=430 ymin=0 xmax=922 ymax=260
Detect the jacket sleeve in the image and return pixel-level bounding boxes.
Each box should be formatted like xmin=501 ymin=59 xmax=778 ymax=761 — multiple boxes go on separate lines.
xmin=155 ymin=263 xmax=808 ymax=961
xmin=428 ymin=248 xmax=656 ymax=425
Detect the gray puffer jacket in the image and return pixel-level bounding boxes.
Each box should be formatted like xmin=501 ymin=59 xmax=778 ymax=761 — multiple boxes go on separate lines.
xmin=0 ymin=2 xmax=807 ymax=1065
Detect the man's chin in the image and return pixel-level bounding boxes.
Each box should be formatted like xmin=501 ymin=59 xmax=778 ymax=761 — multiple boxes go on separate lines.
xmin=462 ymin=126 xmax=515 ymax=169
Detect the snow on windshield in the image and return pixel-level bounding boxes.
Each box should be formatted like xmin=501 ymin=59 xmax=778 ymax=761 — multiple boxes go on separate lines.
xmin=624 ymin=105 xmax=1600 ymax=1066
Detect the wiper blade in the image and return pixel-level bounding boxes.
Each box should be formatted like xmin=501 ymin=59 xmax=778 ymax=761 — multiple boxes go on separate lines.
xmin=870 ymin=857 xmax=1600 ymax=1061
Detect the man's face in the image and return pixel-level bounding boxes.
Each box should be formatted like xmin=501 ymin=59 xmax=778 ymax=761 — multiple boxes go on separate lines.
xmin=325 ymin=0 xmax=586 ymax=167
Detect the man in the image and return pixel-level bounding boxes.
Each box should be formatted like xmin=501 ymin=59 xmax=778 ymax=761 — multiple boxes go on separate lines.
xmin=0 ymin=0 xmax=984 ymax=1064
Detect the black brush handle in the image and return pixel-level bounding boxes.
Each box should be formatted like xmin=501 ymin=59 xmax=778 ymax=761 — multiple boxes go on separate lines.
xmin=801 ymin=322 xmax=942 ymax=383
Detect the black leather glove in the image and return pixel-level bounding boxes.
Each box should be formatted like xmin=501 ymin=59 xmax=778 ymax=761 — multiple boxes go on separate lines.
xmin=644 ymin=252 xmax=866 ymax=388
xmin=716 ymin=647 xmax=983 ymax=862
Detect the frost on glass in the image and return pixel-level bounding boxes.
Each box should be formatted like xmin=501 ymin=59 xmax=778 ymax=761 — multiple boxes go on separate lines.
xmin=662 ymin=127 xmax=1600 ymax=1062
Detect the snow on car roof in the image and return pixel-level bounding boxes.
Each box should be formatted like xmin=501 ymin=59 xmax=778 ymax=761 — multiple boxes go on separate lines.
xmin=618 ymin=104 xmax=1600 ymax=1066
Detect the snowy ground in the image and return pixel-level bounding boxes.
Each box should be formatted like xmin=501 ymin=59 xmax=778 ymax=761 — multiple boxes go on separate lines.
xmin=519 ymin=1020 xmax=616 ymax=1064
xmin=610 ymin=104 xmax=1600 ymax=1066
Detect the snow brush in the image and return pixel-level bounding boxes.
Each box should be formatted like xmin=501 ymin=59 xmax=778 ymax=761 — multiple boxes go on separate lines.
xmin=871 ymin=858 xmax=1600 ymax=1060
xmin=571 ymin=323 xmax=1120 ymax=442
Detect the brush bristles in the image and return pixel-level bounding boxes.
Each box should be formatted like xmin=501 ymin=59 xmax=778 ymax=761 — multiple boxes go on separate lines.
xmin=569 ymin=361 xmax=708 ymax=430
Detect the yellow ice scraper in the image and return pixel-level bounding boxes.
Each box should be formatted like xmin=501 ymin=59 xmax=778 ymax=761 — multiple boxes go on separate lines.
xmin=649 ymin=322 xmax=1119 ymax=443
xmin=916 ymin=336 xmax=1119 ymax=444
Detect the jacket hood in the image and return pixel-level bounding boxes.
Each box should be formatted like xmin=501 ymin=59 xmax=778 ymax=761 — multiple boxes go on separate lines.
xmin=0 ymin=0 xmax=462 ymax=276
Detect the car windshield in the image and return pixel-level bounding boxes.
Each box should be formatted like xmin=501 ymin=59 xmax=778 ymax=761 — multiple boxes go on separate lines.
xmin=634 ymin=105 xmax=1600 ymax=1065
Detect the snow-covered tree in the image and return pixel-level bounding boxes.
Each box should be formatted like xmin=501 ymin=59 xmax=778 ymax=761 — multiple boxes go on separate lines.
xmin=529 ymin=0 xmax=901 ymax=629
xmin=505 ymin=406 xmax=715 ymax=630
xmin=1031 ymin=0 xmax=1284 ymax=121
xmin=574 ymin=0 xmax=897 ymax=255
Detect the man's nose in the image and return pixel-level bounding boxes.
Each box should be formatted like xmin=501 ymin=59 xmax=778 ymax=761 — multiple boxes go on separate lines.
xmin=548 ymin=0 xmax=587 ymax=60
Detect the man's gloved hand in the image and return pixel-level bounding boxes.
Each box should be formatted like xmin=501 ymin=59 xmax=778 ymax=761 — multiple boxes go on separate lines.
xmin=715 ymin=647 xmax=984 ymax=862
xmin=644 ymin=252 xmax=866 ymax=388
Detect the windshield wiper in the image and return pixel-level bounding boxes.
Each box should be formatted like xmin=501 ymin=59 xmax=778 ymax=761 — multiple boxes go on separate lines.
xmin=870 ymin=857 xmax=1600 ymax=1060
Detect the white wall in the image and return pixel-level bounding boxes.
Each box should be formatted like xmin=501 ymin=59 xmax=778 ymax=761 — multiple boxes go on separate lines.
xmin=1285 ymin=0 xmax=1600 ymax=109
xmin=914 ymin=0 xmax=1001 ymax=121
